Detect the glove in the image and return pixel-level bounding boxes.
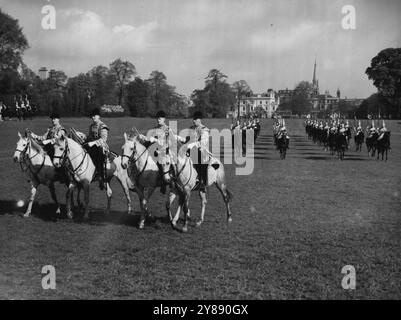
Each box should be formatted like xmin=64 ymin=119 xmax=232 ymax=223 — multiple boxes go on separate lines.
xmin=42 ymin=139 xmax=53 ymax=145
xmin=87 ymin=141 xmax=96 ymax=147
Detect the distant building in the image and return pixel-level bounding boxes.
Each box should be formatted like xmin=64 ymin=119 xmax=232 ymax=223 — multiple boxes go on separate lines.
xmin=237 ymin=89 xmax=279 ymax=118
xmin=290 ymin=60 xmax=363 ymax=116
xmin=38 ymin=67 xmax=48 ymax=80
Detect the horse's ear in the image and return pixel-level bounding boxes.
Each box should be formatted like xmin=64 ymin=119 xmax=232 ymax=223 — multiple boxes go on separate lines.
xmin=124 ymin=132 xmax=128 ymax=141
xmin=18 ymin=132 xmax=22 ymax=139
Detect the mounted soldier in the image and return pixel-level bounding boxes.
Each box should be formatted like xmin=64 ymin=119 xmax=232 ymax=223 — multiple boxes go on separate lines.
xmin=28 ymin=112 xmax=68 ymax=180
xmin=85 ymin=108 xmax=109 ymax=190
xmin=138 ymin=110 xmax=179 ymax=194
xmin=186 ymin=111 xmax=210 ymax=192
xmin=29 ymin=112 xmax=67 ymax=158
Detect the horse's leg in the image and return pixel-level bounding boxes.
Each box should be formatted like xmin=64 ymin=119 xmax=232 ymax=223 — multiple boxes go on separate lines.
xmin=116 ymin=176 xmax=133 ymax=215
xmin=166 ymin=191 xmax=177 ymax=224
xmin=23 ymin=182 xmax=37 ymax=218
xmin=145 ymin=188 xmax=155 ymax=219
xmin=196 ymin=190 xmax=207 ymax=227
xmin=65 ymin=183 xmax=75 ymax=219
xmin=49 ymin=182 xmax=61 ymax=215
xmin=83 ymin=182 xmax=90 ymax=220
xmin=182 ymin=194 xmax=190 ymax=233
xmin=215 ymin=181 xmax=233 ymax=223
xmin=171 ymin=194 xmax=183 ymax=230
xmin=137 ymin=187 xmax=146 ymax=229
xmin=105 ymin=181 xmax=112 ymax=215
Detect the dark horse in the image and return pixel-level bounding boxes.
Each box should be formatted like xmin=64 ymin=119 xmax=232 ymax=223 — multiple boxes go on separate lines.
xmin=366 ymin=131 xmax=379 ymax=157
xmin=276 ymin=134 xmax=288 ymax=159
xmin=376 ymin=132 xmax=391 ymax=161
xmin=354 ymin=131 xmax=365 ymax=152
xmin=336 ymin=133 xmax=347 ymax=161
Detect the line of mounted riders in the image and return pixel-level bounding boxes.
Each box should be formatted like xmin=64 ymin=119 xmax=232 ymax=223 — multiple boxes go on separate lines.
xmin=305 ymin=119 xmax=391 ymax=161
xmin=230 ymin=116 xmax=261 ymax=156
xmin=0 ymin=95 xmax=37 ymax=121
xmin=13 ymin=109 xmax=234 ymax=232
xmin=273 ymin=118 xmax=290 ymax=159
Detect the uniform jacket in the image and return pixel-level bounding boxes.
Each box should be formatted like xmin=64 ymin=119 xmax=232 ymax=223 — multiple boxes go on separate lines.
xmin=189 ymin=124 xmax=210 ymax=163
xmin=36 ymin=124 xmax=67 ymax=142
xmin=87 ymin=121 xmax=109 ymax=152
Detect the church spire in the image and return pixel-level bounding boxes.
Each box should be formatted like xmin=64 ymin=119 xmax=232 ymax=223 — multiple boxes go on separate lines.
xmin=312 ymin=58 xmax=317 ymax=85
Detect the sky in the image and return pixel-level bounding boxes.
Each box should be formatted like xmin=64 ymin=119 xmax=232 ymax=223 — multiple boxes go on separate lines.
xmin=1 ymin=0 xmax=400 ymax=99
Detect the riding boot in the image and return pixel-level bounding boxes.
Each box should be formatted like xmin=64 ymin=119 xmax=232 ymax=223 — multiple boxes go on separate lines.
xmin=98 ymin=162 xmax=105 ymax=190
xmin=199 ymin=164 xmax=207 ymax=192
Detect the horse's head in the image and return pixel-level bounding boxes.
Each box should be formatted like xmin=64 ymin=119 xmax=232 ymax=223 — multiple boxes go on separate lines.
xmin=157 ymin=148 xmax=172 ymax=184
xmin=121 ymin=132 xmax=137 ymax=170
xmin=14 ymin=132 xmax=29 ymax=163
xmin=53 ymin=134 xmax=67 ymax=168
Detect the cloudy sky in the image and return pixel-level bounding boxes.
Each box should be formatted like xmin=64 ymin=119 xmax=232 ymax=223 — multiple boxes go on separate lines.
xmin=1 ymin=0 xmax=400 ymax=98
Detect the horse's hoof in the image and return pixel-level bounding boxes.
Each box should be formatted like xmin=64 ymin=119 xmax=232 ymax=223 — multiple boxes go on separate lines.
xmin=56 ymin=208 xmax=61 ymax=215
xmin=67 ymin=212 xmax=73 ymax=219
xmin=22 ymin=213 xmax=29 ymax=218
xmin=182 ymin=226 xmax=188 ymax=233
xmin=227 ymin=217 xmax=233 ymax=223
xmin=138 ymin=221 xmax=145 ymax=229
xmin=195 ymin=220 xmax=203 ymax=227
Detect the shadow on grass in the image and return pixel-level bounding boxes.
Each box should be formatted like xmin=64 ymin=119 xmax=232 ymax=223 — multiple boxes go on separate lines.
xmin=74 ymin=208 xmax=174 ymax=229
xmin=0 ymin=199 xmax=60 ymax=221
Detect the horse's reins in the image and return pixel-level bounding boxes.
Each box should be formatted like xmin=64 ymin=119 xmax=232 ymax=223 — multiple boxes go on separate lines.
xmin=123 ymin=140 xmax=149 ymax=181
xmin=16 ymin=139 xmax=45 ymax=175
xmin=53 ymin=138 xmax=89 ymax=176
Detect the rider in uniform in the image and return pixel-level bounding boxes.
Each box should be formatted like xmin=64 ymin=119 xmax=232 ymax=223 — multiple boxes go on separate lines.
xmin=139 ymin=110 xmax=176 ymax=194
xmin=186 ymin=111 xmax=210 ymax=192
xmin=85 ymin=108 xmax=109 ymax=190
xmin=30 ymin=112 xmax=67 ymax=158
xmin=29 ymin=112 xmax=67 ymax=180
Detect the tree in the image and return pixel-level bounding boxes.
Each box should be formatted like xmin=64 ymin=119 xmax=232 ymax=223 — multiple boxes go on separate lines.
xmin=146 ymin=70 xmax=169 ymax=113
xmin=0 ymin=9 xmax=29 ymax=71
xmin=355 ymin=93 xmax=396 ymax=119
xmin=109 ymin=58 xmax=136 ymax=105
xmin=200 ymin=69 xmax=235 ymax=117
xmin=125 ymin=77 xmax=149 ymax=116
xmin=279 ymin=81 xmax=313 ymax=115
xmin=232 ymin=80 xmax=252 ymax=117
xmin=366 ymin=48 xmax=401 ymax=117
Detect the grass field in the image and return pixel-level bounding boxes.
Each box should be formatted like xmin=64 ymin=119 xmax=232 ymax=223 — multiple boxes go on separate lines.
xmin=0 ymin=117 xmax=400 ymax=299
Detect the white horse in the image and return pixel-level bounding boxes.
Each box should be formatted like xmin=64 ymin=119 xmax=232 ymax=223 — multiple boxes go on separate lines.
xmin=162 ymin=138 xmax=233 ymax=232
xmin=121 ymin=131 xmax=171 ymax=229
xmin=52 ymin=133 xmax=133 ymax=220
xmin=13 ymin=132 xmax=65 ymax=217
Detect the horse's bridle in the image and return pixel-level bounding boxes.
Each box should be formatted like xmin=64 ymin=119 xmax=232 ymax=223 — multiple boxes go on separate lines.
xmin=15 ymin=139 xmax=45 ymax=175
xmin=53 ymin=138 xmax=88 ymax=175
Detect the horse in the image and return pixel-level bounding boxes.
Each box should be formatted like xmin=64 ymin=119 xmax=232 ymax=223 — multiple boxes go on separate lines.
xmin=13 ymin=132 xmax=66 ymax=218
xmin=276 ymin=134 xmax=288 ymax=159
xmin=366 ymin=131 xmax=379 ymax=157
xmin=376 ymin=132 xmax=391 ymax=161
xmin=335 ymin=133 xmax=347 ymax=161
xmin=121 ymin=131 xmax=172 ymax=229
xmin=354 ymin=131 xmax=365 ymax=152
xmin=161 ymin=137 xmax=233 ymax=232
xmin=52 ymin=132 xmax=133 ymax=220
